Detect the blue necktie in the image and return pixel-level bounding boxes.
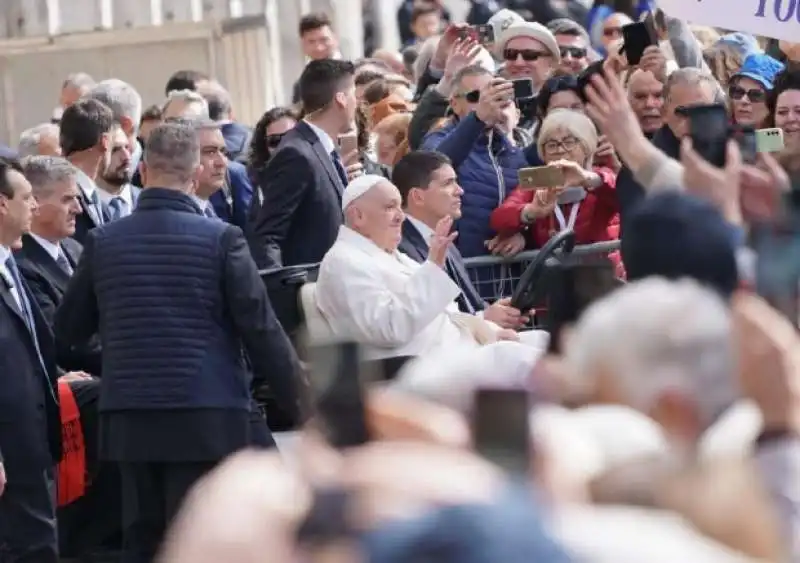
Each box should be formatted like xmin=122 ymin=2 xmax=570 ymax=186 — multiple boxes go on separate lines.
xmin=108 ymin=196 xmax=128 ymax=220
xmin=330 ymin=150 xmax=349 ymax=187
xmin=5 ymin=257 xmax=46 ymax=371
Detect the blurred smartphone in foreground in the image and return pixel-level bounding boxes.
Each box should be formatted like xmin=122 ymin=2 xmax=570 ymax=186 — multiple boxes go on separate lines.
xmin=338 ymin=133 xmax=358 ymax=156
xmin=518 ymin=166 xmax=565 ymax=189
xmin=577 ymin=60 xmax=604 ymax=96
xmin=621 ymin=21 xmax=656 ymax=65
xmin=755 ymin=128 xmax=785 ymax=153
xmin=687 ymin=103 xmax=729 ymax=167
xmin=307 ymin=341 xmax=372 ymax=448
xmin=472 ymin=388 xmax=530 ymax=476
xmin=731 ymin=125 xmax=757 ymax=165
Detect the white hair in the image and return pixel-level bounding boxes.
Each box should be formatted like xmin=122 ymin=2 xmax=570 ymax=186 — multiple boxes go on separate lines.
xmin=162 ymin=90 xmax=210 ymax=119
xmin=565 ymin=278 xmax=737 ymax=427
xmin=87 ymin=79 xmax=143 ymax=134
xmin=18 ymin=123 xmax=59 ymax=158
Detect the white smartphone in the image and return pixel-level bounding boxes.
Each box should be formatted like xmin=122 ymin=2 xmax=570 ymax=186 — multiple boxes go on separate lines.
xmin=755 ymin=128 xmax=785 ymax=153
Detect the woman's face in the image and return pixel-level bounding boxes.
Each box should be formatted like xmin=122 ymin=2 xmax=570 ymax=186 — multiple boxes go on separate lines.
xmin=541 ymin=126 xmax=587 ymax=166
xmin=376 ymin=132 xmax=398 ymax=166
xmin=547 ymin=90 xmax=584 ymax=114
xmin=265 ymin=117 xmax=297 ymax=151
xmin=729 ymin=77 xmax=768 ymax=127
xmin=775 ymin=89 xmax=800 ymax=151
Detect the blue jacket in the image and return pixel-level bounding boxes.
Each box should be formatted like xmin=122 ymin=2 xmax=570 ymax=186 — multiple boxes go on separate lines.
xmin=421 ymin=113 xmax=530 ymax=258
xmin=221 ymin=121 xmax=252 ymax=162
xmin=210 ymin=161 xmax=254 ymax=230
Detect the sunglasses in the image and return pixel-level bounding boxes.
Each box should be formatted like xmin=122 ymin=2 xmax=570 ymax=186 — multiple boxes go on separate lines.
xmin=603 ymin=26 xmax=623 ymax=37
xmin=729 ymin=84 xmax=766 ymax=103
xmin=559 ymin=46 xmax=588 ymax=59
xmin=503 ymin=48 xmax=549 ymax=62
xmin=266 ymin=133 xmax=286 ymax=148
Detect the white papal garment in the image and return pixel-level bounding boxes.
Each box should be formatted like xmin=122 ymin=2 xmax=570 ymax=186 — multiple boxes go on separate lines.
xmin=315 ymin=226 xmax=548 ymax=370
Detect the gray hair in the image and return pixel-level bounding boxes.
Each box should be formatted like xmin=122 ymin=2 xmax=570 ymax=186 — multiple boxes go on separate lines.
xmin=86 ymin=79 xmax=143 ymax=134
xmin=664 ymin=67 xmax=725 ymax=104
xmin=22 ymin=155 xmax=76 ymax=197
xmin=164 ymin=116 xmax=220 ymax=133
xmin=452 ymin=64 xmax=493 ymax=95
xmin=196 ymin=80 xmax=232 ymax=121
xmin=144 ymin=122 xmax=200 ymax=184
xmin=565 ymin=277 xmax=737 ymax=429
xmin=547 ymin=17 xmax=590 ymax=44
xmin=17 ymin=123 xmax=59 ymax=158
xmin=62 ymin=72 xmax=95 ymax=90
xmin=161 ymin=90 xmax=210 ymax=119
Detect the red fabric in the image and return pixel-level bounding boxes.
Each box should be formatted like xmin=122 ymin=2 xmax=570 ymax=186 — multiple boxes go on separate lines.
xmin=57 ymin=381 xmax=86 ymax=507
xmin=490 ymin=166 xmax=621 ymax=268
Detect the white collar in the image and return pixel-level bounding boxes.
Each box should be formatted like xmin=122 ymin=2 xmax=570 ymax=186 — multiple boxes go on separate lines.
xmin=191 ymin=195 xmax=209 ymax=211
xmin=29 ymin=233 xmax=61 ymax=261
xmin=96 ymin=184 xmax=132 ymax=206
xmin=73 ymin=167 xmax=97 ymax=199
xmin=406 ymin=215 xmax=435 ymax=247
xmin=337 ymin=225 xmax=399 ymax=258
xmin=304 ymin=119 xmax=337 ymax=156
xmin=0 ymin=244 xmax=10 ymax=266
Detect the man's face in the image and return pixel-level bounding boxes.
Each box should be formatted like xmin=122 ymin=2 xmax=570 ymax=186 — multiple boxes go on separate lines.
xmin=139 ymin=119 xmax=160 ymax=144
xmin=503 ymin=36 xmax=555 ymax=87
xmin=628 ymin=70 xmax=665 ymax=135
xmin=555 ymin=34 xmax=589 ymax=74
xmin=412 ymin=12 xmax=441 ymax=40
xmin=103 ymin=128 xmax=132 ymax=187
xmin=350 ymin=181 xmax=405 ymax=252
xmin=450 ymin=72 xmax=493 ymax=119
xmin=0 ymin=170 xmax=37 ymax=243
xmin=413 ymin=164 xmax=463 ymax=220
xmin=197 ymin=128 xmax=228 ymax=197
xmin=664 ymin=82 xmax=716 ymax=139
xmin=34 ymin=178 xmax=81 ymax=239
xmin=302 ymin=25 xmax=338 ymax=61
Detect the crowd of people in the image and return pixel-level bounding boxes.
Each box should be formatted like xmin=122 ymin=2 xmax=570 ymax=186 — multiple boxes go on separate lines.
xmin=1 ymin=0 xmax=800 ymax=562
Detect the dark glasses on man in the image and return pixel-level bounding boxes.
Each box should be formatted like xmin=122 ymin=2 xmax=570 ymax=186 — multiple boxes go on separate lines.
xmin=266 ymin=133 xmax=286 ymax=148
xmin=503 ymin=48 xmax=549 ymax=62
xmin=559 ymin=46 xmax=588 ymax=59
xmin=728 ymin=85 xmax=767 ymax=103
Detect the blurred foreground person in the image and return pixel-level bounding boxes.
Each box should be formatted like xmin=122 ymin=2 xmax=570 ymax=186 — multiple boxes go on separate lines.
xmin=55 ymin=122 xmax=302 ymax=562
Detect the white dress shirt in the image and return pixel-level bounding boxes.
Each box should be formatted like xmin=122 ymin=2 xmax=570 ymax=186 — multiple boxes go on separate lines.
xmin=304 ymin=119 xmax=337 ymax=156
xmin=73 ymin=167 xmax=97 ymax=201
xmin=406 ymin=215 xmax=434 ymax=247
xmin=97 ymin=184 xmax=134 ymax=217
xmin=0 ymin=244 xmax=24 ymax=312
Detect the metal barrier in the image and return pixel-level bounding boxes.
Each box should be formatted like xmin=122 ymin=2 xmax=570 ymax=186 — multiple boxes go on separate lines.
xmin=462 ymin=240 xmax=622 ymax=303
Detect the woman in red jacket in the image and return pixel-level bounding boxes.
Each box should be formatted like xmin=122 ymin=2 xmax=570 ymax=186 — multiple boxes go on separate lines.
xmin=490 ymin=109 xmax=620 ymax=252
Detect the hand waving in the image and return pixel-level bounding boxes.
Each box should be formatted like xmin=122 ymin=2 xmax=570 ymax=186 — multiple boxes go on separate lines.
xmin=444 ymin=38 xmax=483 ymax=80
xmin=427 ymin=216 xmax=457 ymax=268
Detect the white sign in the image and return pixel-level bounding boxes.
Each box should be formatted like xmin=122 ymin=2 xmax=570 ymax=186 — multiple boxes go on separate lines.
xmin=657 ymin=0 xmax=800 ymax=42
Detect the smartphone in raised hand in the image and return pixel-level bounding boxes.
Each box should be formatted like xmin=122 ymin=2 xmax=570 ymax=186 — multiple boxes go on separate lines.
xmin=518 ymin=166 xmax=565 ymax=189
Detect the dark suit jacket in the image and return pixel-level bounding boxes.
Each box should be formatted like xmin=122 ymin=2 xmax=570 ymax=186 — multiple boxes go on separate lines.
xmin=73 ymin=175 xmax=111 ymax=245
xmin=0 ymin=263 xmax=61 ymax=478
xmin=221 ymin=121 xmax=252 ymax=162
xmin=14 ymin=235 xmax=102 ymax=375
xmin=398 ymin=219 xmax=485 ymax=314
xmin=250 ymin=121 xmax=345 ymax=270
xmin=209 ymin=161 xmax=254 ymax=230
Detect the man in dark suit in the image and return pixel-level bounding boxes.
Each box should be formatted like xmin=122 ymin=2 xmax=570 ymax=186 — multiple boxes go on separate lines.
xmin=250 ymin=58 xmax=358 ymax=270
xmin=55 ymin=122 xmax=302 ymax=562
xmin=0 ymin=157 xmax=62 ymax=562
xmin=392 ymin=151 xmax=529 ymax=329
xmin=60 ymin=98 xmax=115 ymax=244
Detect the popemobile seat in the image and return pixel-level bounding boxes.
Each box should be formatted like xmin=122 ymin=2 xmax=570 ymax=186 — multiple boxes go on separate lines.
xmin=260 ymin=263 xmax=320 ymax=340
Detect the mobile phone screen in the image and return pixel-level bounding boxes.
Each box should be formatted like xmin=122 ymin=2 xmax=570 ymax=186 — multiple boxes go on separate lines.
xmin=687 ymin=104 xmax=729 ymax=168
xmin=472 ymin=388 xmax=530 ymax=476
xmin=622 ymin=22 xmax=656 ymax=65
xmin=512 ymin=78 xmax=534 ymax=101
xmin=577 ymin=60 xmax=604 ymax=96
xmin=308 ymin=341 xmax=371 ymax=448
xmin=473 ymin=24 xmax=495 ymax=45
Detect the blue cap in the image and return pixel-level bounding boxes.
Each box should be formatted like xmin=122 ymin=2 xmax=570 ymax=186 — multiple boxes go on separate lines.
xmin=732 ymin=53 xmax=785 ymax=91
xmin=622 ymin=192 xmax=739 ymax=299
xmin=715 ymin=32 xmax=762 ymax=59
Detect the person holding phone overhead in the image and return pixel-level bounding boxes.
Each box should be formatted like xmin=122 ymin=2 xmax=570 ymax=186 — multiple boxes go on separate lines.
xmin=490 ymin=109 xmax=620 ymax=261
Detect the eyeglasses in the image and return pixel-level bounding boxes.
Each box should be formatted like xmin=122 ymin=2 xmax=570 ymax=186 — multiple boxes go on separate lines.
xmin=559 ymin=46 xmax=588 ymax=59
xmin=729 ymin=84 xmax=766 ymax=103
xmin=266 ymin=133 xmax=286 ymax=149
xmin=603 ymin=26 xmax=623 ymax=38
xmin=542 ymin=136 xmax=579 ymax=153
xmin=503 ymin=48 xmax=549 ymax=62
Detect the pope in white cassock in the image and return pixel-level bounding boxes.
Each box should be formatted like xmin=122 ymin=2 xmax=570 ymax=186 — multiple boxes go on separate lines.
xmin=313 ymin=174 xmax=549 ymax=382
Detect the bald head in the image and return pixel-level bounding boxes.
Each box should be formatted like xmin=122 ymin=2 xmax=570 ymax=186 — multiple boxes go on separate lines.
xmin=344 ymin=177 xmax=405 ymax=253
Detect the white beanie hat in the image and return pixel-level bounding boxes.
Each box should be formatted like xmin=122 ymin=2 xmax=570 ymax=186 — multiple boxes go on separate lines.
xmin=495 ymin=21 xmax=561 ymax=64
xmin=341 ymin=174 xmax=386 ymax=211
xmin=488 ymin=8 xmax=525 ymax=39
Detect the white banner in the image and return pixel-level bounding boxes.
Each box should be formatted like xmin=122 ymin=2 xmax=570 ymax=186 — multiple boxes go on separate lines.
xmin=657 ymin=0 xmax=800 ymax=42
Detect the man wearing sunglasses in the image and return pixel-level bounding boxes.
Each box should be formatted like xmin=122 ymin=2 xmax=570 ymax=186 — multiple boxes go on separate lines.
xmin=547 ymin=18 xmax=592 ymax=75
xmin=494 ymin=22 xmax=560 ymax=94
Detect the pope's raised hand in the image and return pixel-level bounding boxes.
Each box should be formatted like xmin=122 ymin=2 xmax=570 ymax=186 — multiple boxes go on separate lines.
xmin=427 ymin=216 xmax=457 ymax=269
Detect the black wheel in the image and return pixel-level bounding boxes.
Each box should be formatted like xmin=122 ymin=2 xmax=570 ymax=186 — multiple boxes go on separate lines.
xmin=510 ymin=229 xmax=576 ymax=312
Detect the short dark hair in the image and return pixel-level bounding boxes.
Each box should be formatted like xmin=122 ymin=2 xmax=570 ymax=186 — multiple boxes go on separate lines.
xmin=141 ymin=104 xmax=162 ymax=122
xmin=299 ymin=13 xmax=332 ymax=36
xmin=547 ymin=18 xmax=590 ymax=42
xmin=355 ymin=70 xmax=385 ymax=88
xmin=164 ymin=69 xmax=209 ymax=95
xmin=299 ymin=59 xmax=356 ymax=114
xmin=59 ymin=98 xmax=114 ymax=156
xmin=0 ymin=156 xmax=24 ymax=198
xmin=392 ymin=151 xmax=452 ymax=206
xmin=363 ymin=80 xmax=391 ymax=105
xmin=411 ymin=4 xmax=440 ymax=25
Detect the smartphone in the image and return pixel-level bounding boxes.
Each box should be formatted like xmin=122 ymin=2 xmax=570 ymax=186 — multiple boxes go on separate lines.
xmin=338 ymin=133 xmax=358 ymax=156
xmin=621 ymin=21 xmax=656 ymax=66
xmin=307 ymin=341 xmax=371 ymax=448
xmin=686 ymin=103 xmax=730 ymax=168
xmin=518 ymin=166 xmax=565 ymax=189
xmin=473 ymin=24 xmax=495 ymax=45
xmin=731 ymin=125 xmax=757 ymax=165
xmin=577 ymin=60 xmax=605 ymax=96
xmin=756 ymin=127 xmax=785 ymax=153
xmin=511 ymin=78 xmax=535 ymax=101
xmin=472 ymin=388 xmax=531 ymax=476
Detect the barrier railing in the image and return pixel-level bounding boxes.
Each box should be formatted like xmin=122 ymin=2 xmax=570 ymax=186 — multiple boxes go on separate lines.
xmin=462 ymin=240 xmax=621 ymax=303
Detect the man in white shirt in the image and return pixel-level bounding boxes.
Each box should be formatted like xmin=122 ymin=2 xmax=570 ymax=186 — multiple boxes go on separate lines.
xmin=96 ymin=125 xmax=139 ymax=220
xmin=314 ymin=174 xmax=548 ymax=364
